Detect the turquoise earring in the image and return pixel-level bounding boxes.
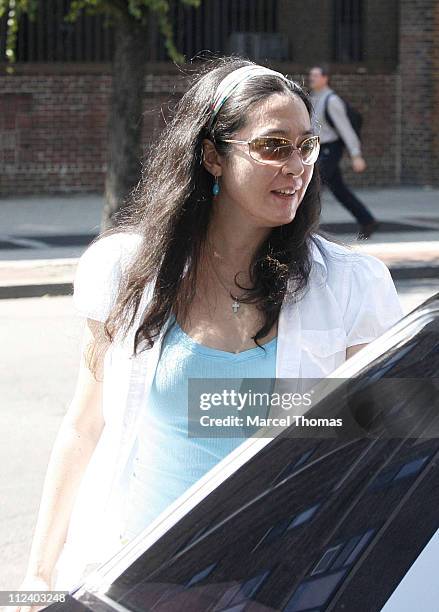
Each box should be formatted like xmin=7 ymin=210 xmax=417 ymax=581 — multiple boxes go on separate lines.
xmin=212 ymin=175 xmax=220 ymax=196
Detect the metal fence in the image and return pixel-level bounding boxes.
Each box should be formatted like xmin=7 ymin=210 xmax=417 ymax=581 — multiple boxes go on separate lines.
xmin=0 ymin=0 xmax=364 ymax=64
xmin=2 ymin=0 xmax=115 ymax=62
xmin=0 ymin=0 xmax=281 ymax=63
xmin=333 ymin=0 xmax=364 ymax=62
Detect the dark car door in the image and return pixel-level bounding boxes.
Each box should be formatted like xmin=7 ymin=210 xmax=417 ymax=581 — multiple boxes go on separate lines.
xmin=47 ymin=294 xmax=439 ymax=612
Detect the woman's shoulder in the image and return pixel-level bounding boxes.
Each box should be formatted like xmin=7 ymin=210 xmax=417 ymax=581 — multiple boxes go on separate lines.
xmin=76 ymin=230 xmax=144 ymax=281
xmin=310 ymin=233 xmax=404 ymax=344
xmin=73 ymin=230 xmax=144 ymax=322
xmin=80 ymin=231 xmax=144 ymax=263
xmin=310 ymin=233 xmax=392 ymax=280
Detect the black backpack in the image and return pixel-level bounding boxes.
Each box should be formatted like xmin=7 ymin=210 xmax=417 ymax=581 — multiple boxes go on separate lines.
xmin=324 ymin=92 xmax=363 ymax=145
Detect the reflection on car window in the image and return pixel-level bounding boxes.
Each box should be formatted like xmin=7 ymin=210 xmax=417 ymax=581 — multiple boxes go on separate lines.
xmin=252 ymin=503 xmax=321 ymax=552
xmin=288 ymin=503 xmax=320 ymax=529
xmin=284 ymin=527 xmax=377 ymax=610
xmin=272 ymin=447 xmax=317 ymax=484
xmin=394 ymin=456 xmax=430 ymax=479
xmin=369 ymin=454 xmax=432 ymax=490
xmin=185 ymin=562 xmax=217 ymax=588
xmin=283 ymin=568 xmax=348 ymax=611
xmin=211 ymin=569 xmax=271 ymax=611
xmin=310 ymin=544 xmax=343 ymax=575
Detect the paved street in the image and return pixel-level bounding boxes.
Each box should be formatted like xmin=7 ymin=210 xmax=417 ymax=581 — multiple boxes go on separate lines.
xmin=1 ymin=296 xmax=83 ymax=590
xmin=394 ymin=279 xmax=439 ymax=315
xmin=1 ymin=188 xmax=439 ymax=299
xmin=1 ymin=187 xmax=439 ymax=262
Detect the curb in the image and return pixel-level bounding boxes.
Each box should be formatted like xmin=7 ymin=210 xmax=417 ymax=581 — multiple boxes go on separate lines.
xmin=0 ymin=283 xmax=73 ymax=299
xmin=389 ymin=267 xmax=439 ymax=281
xmin=0 ymin=269 xmax=438 ymax=301
xmin=0 ymin=266 xmax=439 ymax=300
xmin=0 ymin=244 xmax=438 ymax=300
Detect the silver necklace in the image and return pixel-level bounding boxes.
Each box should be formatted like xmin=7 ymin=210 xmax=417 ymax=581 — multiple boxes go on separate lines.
xmin=207 ymin=249 xmax=245 ymax=314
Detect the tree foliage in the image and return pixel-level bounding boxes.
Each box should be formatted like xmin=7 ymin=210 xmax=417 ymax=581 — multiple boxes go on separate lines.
xmin=1 ymin=0 xmax=202 ymax=71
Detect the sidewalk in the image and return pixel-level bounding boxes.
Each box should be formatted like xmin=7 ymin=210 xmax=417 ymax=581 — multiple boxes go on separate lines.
xmin=0 ymin=187 xmax=438 ymax=298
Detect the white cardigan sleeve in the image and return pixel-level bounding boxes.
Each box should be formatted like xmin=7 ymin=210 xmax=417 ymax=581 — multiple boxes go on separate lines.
xmin=73 ymin=232 xmax=142 ymax=322
xmin=343 ymin=253 xmax=404 ymax=347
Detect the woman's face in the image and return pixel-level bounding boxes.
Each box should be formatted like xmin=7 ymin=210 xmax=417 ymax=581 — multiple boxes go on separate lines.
xmin=210 ymin=93 xmax=315 ymax=229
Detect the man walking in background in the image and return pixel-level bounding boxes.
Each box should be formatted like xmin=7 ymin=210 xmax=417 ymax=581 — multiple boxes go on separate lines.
xmin=309 ymin=64 xmax=379 ymax=239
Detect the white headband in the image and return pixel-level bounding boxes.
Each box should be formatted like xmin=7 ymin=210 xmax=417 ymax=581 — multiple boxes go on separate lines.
xmin=207 ymin=64 xmax=291 ymax=131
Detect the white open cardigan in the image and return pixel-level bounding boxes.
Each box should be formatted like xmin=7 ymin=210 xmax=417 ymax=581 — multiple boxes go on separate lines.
xmin=53 ymin=232 xmax=404 ymax=590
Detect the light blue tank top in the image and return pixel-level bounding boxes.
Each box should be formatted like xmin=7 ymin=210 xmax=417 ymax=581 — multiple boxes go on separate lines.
xmin=121 ymin=315 xmax=277 ymax=542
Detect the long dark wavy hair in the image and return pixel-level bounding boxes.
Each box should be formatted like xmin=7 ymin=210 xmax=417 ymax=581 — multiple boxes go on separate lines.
xmin=86 ymin=54 xmax=340 ymax=375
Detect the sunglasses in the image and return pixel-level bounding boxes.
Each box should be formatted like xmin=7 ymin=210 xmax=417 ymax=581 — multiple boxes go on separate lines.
xmin=217 ymin=134 xmax=320 ymax=166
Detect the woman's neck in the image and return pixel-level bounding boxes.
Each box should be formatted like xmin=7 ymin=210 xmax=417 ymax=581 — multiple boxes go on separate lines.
xmin=206 ymin=206 xmax=271 ymax=271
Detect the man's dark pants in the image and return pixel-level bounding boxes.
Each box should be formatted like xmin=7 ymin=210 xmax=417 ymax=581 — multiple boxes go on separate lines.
xmin=317 ymin=139 xmax=375 ymax=226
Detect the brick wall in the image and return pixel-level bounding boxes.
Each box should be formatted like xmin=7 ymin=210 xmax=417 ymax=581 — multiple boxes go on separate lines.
xmin=278 ymin=0 xmax=333 ymax=65
xmin=399 ymin=0 xmax=439 ymax=185
xmin=0 ymin=75 xmax=112 ymax=194
xmin=278 ymin=0 xmax=399 ymax=69
xmin=0 ymin=68 xmax=399 ymax=196
xmin=327 ymin=73 xmax=400 ymax=188
xmin=364 ymin=0 xmax=399 ymax=66
xmin=434 ymin=2 xmax=439 ymax=182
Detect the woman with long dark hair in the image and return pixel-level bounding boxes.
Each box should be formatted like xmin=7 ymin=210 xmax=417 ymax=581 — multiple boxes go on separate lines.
xmin=17 ymin=55 xmax=403 ymax=599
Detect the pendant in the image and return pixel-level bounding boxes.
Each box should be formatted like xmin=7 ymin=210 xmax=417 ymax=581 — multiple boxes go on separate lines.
xmin=232 ymin=299 xmax=240 ymax=314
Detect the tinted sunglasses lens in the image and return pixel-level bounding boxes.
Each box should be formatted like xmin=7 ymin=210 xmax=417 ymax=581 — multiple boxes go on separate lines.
xmin=249 ymin=138 xmax=292 ymax=163
xmin=301 ymin=137 xmax=320 ymax=164
xmin=249 ymin=137 xmax=320 ymax=164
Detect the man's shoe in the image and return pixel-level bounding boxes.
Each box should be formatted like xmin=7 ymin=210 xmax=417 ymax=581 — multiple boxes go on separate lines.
xmin=357 ymin=220 xmax=380 ymax=240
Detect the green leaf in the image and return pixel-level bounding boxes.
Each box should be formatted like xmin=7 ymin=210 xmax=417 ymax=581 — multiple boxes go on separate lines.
xmin=3 ymin=0 xmax=203 ymax=65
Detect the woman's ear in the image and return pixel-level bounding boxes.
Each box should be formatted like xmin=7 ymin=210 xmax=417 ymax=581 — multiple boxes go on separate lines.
xmin=201 ymin=138 xmax=223 ymax=178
